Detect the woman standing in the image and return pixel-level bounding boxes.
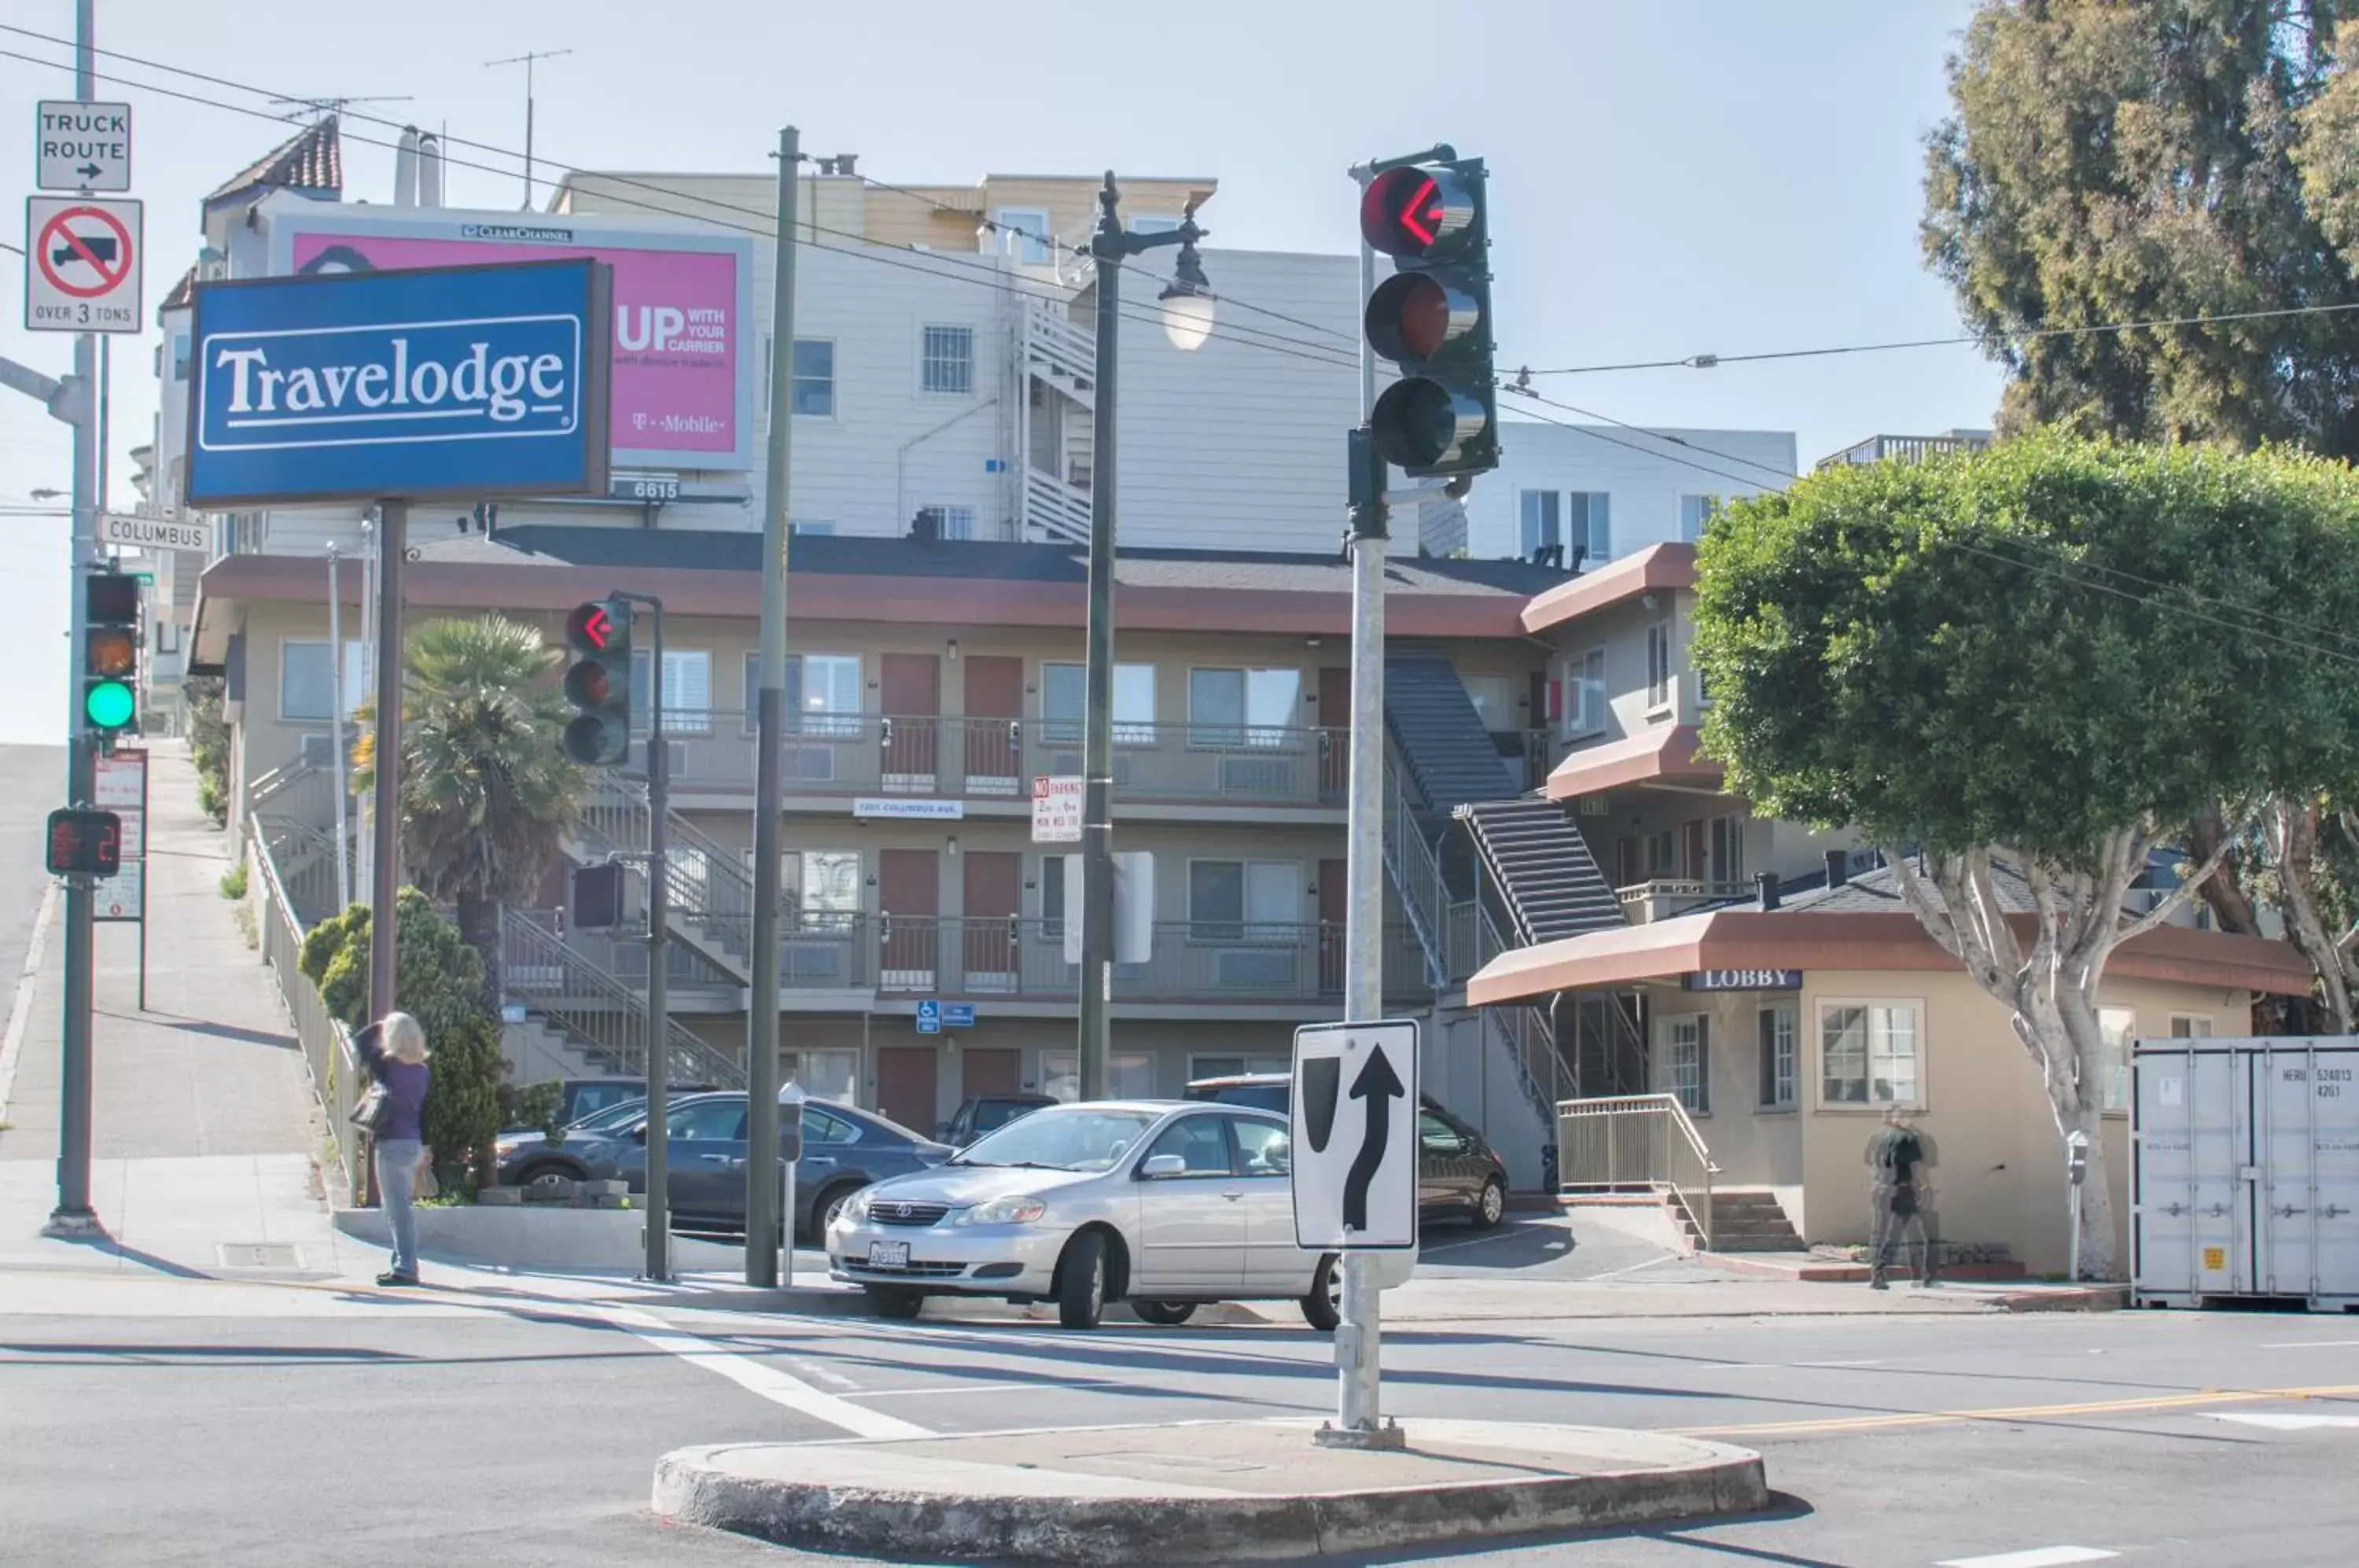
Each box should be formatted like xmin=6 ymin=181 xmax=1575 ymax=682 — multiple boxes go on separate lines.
xmin=355 ymin=1011 xmax=431 ymax=1287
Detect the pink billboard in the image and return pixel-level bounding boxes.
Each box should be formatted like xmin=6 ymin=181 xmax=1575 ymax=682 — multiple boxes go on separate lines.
xmin=276 ymin=214 xmax=753 ymax=471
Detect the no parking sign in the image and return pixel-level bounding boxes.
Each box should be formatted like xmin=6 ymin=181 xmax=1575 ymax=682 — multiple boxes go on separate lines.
xmin=24 ymin=195 xmax=142 ymax=333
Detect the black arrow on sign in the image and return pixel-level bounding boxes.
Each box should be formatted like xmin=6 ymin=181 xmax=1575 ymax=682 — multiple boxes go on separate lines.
xmin=1340 ymin=1045 xmax=1405 ymax=1234
xmin=76 ymin=163 xmax=102 ymax=179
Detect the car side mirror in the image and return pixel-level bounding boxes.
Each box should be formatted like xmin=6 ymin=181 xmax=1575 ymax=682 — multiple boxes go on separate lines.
xmin=1139 ymin=1154 xmax=1187 ymax=1180
xmin=629 ymin=1124 xmax=648 ymax=1145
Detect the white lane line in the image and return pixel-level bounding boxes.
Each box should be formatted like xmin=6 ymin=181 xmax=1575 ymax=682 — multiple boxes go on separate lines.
xmin=1790 ymin=1357 xmax=1888 ymax=1368
xmin=788 ymin=1358 xmax=859 ymax=1389
xmin=1584 ymin=1253 xmax=1681 ymax=1282
xmin=2206 ymin=1412 xmax=2359 ymax=1430
xmin=1934 ymin=1548 xmax=2119 ymax=1568
xmin=0 ymin=880 xmax=61 ymax=1124
xmin=845 ymin=1379 xmax=1125 ymax=1401
xmin=2263 ymin=1339 xmax=2359 ymax=1349
xmin=590 ymin=1304 xmax=927 ymax=1440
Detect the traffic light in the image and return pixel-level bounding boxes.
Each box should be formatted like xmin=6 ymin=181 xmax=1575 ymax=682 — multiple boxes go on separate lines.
xmin=572 ymin=862 xmax=625 ymax=930
xmin=45 ymin=808 xmax=121 ymax=877
xmin=83 ymin=571 xmax=140 ymax=739
xmin=561 ymin=598 xmax=632 ymax=766
xmin=1360 ymin=156 xmax=1497 ymax=479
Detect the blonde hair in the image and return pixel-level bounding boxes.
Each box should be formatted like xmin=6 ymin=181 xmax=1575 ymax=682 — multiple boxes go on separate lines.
xmin=383 ymin=1011 xmax=429 ymax=1065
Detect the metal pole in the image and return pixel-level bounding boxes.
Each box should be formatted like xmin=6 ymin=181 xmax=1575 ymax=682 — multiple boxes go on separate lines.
xmin=2068 ymin=1183 xmax=2082 ymax=1284
xmin=745 ymin=126 xmax=800 ymax=1286
xmin=96 ymin=336 xmax=109 ymax=518
xmin=327 ymin=547 xmax=352 ymax=912
xmin=642 ymin=596 xmax=672 ymax=1282
xmin=1077 ymin=174 xmax=1124 ymax=1104
xmin=46 ymin=0 xmax=103 ymax=1237
xmin=367 ymin=502 xmax=407 ymax=1031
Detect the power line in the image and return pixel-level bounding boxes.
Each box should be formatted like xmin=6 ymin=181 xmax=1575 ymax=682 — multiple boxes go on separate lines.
xmin=0 ymin=25 xmax=1364 ymax=370
xmin=1502 ymin=382 xmax=1797 ymax=483
xmin=1507 ymin=399 xmax=1783 ymax=493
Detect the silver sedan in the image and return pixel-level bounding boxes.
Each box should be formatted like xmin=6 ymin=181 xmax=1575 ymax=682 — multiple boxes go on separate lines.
xmin=826 ymin=1099 xmax=1343 ymax=1331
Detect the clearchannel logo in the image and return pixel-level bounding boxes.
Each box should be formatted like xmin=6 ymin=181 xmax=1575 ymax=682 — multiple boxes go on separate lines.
xmin=195 ymin=313 xmax=583 ymax=453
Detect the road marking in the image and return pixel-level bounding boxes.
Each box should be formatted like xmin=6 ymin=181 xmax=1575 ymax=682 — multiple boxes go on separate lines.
xmin=2206 ymin=1412 xmax=2359 ymax=1430
xmin=1934 ymin=1549 xmax=2119 ymax=1568
xmin=2263 ymin=1339 xmax=2359 ymax=1349
xmin=589 ymin=1304 xmax=928 ymax=1440
xmin=788 ymin=1357 xmax=859 ymax=1389
xmin=0 ymin=880 xmax=61 ymax=1124
xmin=1789 ymin=1357 xmax=1888 ymax=1367
xmin=1585 ymin=1253 xmax=1680 ymax=1281
xmin=845 ymin=1379 xmax=1123 ymax=1401
xmin=1667 ymin=1382 xmax=2359 ymax=1438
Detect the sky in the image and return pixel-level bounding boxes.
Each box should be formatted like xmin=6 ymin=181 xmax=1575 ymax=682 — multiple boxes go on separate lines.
xmin=0 ymin=0 xmax=1999 ymax=747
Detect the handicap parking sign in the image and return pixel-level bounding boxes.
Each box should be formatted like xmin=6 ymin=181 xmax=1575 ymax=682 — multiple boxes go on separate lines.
xmin=915 ymin=999 xmax=940 ymax=1035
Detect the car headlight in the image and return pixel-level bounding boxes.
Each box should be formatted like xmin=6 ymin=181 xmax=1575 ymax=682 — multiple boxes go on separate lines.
xmin=952 ymin=1194 xmax=1047 ymax=1228
xmin=836 ymin=1187 xmax=875 ymax=1224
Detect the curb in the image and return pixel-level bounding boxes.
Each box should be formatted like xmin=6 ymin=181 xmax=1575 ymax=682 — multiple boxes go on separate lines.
xmin=652 ymin=1423 xmax=1769 ymax=1564
xmin=1997 ymin=1284 xmax=2129 ymax=1313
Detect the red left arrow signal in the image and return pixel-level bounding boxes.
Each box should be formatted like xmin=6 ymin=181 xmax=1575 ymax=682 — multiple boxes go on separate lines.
xmin=581 ymin=605 xmax=612 ymax=650
xmin=1394 ymin=176 xmax=1441 ymax=249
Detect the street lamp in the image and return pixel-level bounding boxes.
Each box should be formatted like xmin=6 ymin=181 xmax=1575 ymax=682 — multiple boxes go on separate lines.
xmin=1076 ymin=174 xmax=1213 ymax=1101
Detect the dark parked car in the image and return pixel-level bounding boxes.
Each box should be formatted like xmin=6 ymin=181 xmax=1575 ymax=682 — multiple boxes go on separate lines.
xmin=1184 ymin=1073 xmax=1510 ymax=1230
xmin=939 ymin=1092 xmax=1058 ymax=1147
xmin=495 ymin=1095 xmax=656 ymax=1183
xmin=549 ymin=1091 xmax=955 ymax=1241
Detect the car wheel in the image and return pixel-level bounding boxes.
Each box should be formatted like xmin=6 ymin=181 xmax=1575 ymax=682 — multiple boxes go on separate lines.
xmin=1300 ymin=1253 xmax=1342 ymax=1332
xmin=516 ymin=1162 xmax=577 ymax=1192
xmin=1058 ymin=1231 xmax=1109 ymax=1331
xmin=1472 ymin=1176 xmax=1507 ymax=1231
xmin=1131 ymin=1300 xmax=1196 ymax=1327
xmin=811 ymin=1181 xmax=862 ymax=1242
xmin=864 ymin=1285 xmax=924 ymax=1320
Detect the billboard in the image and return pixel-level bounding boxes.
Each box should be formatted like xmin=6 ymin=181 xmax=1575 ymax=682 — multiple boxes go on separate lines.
xmin=264 ymin=203 xmax=755 ymax=473
xmin=185 ymin=258 xmax=613 ymax=507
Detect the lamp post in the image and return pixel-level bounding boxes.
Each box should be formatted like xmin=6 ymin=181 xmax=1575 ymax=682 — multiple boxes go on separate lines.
xmin=1076 ymin=174 xmax=1214 ymax=1101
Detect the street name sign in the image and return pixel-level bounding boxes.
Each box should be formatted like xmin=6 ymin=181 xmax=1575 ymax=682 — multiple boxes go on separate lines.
xmin=1290 ymin=1019 xmax=1420 ymax=1251
xmin=185 ymin=258 xmax=613 ymax=507
xmin=24 ymin=195 xmax=142 ymax=334
xmin=37 ymin=101 xmax=132 ymax=191
xmin=99 ymin=513 xmax=216 ymax=554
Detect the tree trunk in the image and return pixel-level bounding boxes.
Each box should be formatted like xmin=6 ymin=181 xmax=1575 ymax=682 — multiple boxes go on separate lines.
xmin=454 ymin=889 xmax=505 ymax=1021
xmin=2271 ymin=799 xmax=2359 ymax=1033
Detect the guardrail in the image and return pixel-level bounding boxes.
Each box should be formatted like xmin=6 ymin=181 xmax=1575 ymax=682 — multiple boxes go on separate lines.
xmin=248 ymin=817 xmax=366 ymax=1205
xmin=1556 ymin=1091 xmax=1720 ymax=1250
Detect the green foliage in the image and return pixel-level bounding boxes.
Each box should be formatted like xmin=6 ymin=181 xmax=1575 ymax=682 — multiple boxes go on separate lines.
xmin=217 ymin=860 xmax=248 ymax=901
xmin=187 ymin=676 xmax=229 ymax=826
xmin=298 ymin=888 xmax=510 ymax=1187
xmin=1926 ymin=1 xmax=2359 ymax=457
xmin=498 ymin=1080 xmax=569 ymax=1146
xmin=1692 ymin=436 xmax=2359 ymax=860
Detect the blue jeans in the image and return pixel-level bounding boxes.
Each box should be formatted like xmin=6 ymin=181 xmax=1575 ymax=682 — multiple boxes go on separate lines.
xmin=376 ymin=1139 xmax=423 ymax=1278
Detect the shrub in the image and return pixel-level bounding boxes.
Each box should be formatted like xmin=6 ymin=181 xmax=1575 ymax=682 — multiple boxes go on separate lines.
xmin=218 ymin=861 xmax=248 ymax=901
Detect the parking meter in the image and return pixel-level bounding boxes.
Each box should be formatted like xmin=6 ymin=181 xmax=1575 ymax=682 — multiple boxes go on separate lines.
xmin=2064 ymin=1128 xmax=2090 ymax=1282
xmin=2065 ymin=1128 xmax=2089 ymax=1186
xmin=778 ymin=1082 xmax=807 ymax=1285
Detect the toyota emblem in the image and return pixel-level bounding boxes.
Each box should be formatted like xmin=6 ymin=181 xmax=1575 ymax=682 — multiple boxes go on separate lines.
xmin=892 ymin=1203 xmax=911 ymax=1217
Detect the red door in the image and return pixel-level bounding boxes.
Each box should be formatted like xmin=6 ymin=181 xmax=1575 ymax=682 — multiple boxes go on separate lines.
xmin=881 ymin=653 xmax=940 ymax=785
xmin=962 ymin=1047 xmax=1021 ymax=1099
xmin=963 ymin=655 xmax=1023 ymax=793
xmin=1682 ymin=819 xmax=1708 ymax=882
xmin=962 ymin=851 xmax=1021 ymax=992
xmin=880 ymin=848 xmax=939 ymax=988
xmin=878 ymin=1047 xmax=938 ymax=1137
xmin=1319 ymin=857 xmax=1348 ymax=996
xmin=1317 ymin=668 xmax=1351 ymax=798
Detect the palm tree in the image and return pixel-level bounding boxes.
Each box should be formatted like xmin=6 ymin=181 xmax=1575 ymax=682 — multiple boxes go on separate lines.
xmin=354 ymin=615 xmax=584 ymax=1013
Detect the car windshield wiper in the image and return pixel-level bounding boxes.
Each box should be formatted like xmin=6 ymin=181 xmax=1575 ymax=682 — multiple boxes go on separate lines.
xmin=951 ymin=1158 xmax=1065 ymax=1170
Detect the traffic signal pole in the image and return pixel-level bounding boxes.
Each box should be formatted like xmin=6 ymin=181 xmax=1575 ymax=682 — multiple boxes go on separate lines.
xmin=366 ymin=503 xmax=407 ymax=1036
xmin=613 ymin=592 xmax=672 ymax=1282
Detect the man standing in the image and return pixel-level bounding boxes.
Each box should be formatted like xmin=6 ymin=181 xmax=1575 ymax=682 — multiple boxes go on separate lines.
xmin=1865 ymin=1106 xmax=1940 ymax=1289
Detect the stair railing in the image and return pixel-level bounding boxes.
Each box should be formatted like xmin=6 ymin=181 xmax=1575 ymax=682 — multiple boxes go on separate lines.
xmin=1555 ymin=1092 xmax=1720 ymax=1250
xmin=498 ymin=907 xmax=745 ymax=1090
xmin=1379 ymin=752 xmax=1452 ymax=988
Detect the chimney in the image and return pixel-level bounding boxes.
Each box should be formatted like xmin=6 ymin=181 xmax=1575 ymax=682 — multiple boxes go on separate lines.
xmin=834 ymin=153 xmax=857 ymax=176
xmin=1825 ymin=848 xmax=1849 ymax=889
xmin=393 ymin=127 xmax=420 ymax=208
xmin=1755 ymin=871 xmax=1780 ymax=911
xmin=418 ymin=133 xmax=443 ymax=208
xmin=910 ymin=507 xmax=941 ymax=547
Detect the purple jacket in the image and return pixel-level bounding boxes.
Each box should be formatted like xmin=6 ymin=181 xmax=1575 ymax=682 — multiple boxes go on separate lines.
xmin=354 ymin=1024 xmax=429 ymax=1143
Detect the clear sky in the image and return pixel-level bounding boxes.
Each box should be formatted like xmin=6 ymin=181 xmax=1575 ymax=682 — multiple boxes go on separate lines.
xmin=0 ymin=0 xmax=1997 ymax=747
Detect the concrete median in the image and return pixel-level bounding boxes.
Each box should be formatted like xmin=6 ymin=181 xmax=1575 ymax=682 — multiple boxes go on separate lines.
xmin=652 ymin=1417 xmax=1768 ymax=1563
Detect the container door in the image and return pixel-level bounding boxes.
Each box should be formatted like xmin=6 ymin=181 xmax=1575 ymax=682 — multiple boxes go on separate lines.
xmin=2255 ymin=1043 xmax=2359 ymax=1301
xmin=2134 ymin=1041 xmax=2243 ymax=1301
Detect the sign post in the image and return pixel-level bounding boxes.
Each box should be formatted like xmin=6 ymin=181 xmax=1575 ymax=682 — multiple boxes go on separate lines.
xmin=24 ymin=195 xmax=142 ymax=335
xmin=93 ymin=749 xmax=146 ymax=1009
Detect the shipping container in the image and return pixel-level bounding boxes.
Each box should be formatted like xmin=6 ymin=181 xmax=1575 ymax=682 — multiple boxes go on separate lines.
xmin=2132 ymin=1037 xmax=2359 ymax=1311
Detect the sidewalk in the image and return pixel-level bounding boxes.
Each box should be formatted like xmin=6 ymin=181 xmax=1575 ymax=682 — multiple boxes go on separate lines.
xmin=0 ymin=742 xmax=370 ymax=1280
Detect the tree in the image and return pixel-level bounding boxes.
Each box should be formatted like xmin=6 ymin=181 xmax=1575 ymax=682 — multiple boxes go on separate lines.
xmin=300 ymin=889 xmax=508 ymax=1189
xmin=1925 ymin=1 xmax=2359 ymax=458
xmin=352 ymin=616 xmax=583 ymax=1016
xmin=2295 ymin=18 xmax=2359 ymax=275
xmin=1692 ymin=436 xmax=2353 ymax=1279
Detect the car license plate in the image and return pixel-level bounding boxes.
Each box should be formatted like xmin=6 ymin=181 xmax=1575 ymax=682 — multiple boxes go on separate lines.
xmin=866 ymin=1240 xmax=910 ymax=1269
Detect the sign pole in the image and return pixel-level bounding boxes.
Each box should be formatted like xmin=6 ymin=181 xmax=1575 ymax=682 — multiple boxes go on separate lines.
xmin=46 ymin=0 xmax=103 ymax=1239
xmin=366 ymin=505 xmax=407 ymax=1031
xmin=617 ymin=591 xmax=672 ymax=1283
xmin=327 ymin=545 xmax=352 ymax=913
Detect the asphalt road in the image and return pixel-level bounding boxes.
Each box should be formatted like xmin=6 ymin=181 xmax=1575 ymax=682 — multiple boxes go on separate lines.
xmin=8 ymin=1251 xmax=2359 ymax=1566
xmin=0 ymin=743 xmax=64 ymax=1040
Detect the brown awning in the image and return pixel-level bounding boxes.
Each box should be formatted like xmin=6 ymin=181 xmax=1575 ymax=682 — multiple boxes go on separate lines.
xmin=1521 ymin=542 xmax=1696 ymax=635
xmin=1545 ymin=724 xmax=1723 ymax=799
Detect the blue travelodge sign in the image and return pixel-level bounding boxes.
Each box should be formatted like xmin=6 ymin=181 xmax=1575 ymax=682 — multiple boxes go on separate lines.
xmin=186 ymin=257 xmax=611 ymax=507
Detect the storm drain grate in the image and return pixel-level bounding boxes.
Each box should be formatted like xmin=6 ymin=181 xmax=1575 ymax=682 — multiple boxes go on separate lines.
xmin=215 ymin=1242 xmax=304 ymax=1269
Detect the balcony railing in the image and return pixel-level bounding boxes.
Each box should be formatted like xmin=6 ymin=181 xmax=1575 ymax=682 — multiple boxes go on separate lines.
xmin=627 ymin=712 xmax=1350 ymax=808
xmin=1614 ymin=878 xmax=1755 ymax=924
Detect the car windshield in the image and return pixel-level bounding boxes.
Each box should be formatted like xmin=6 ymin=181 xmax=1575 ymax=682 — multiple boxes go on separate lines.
xmin=569 ymin=1099 xmax=649 ymax=1136
xmin=976 ymin=1099 xmax=1045 ymax=1133
xmin=952 ymin=1108 xmax=1161 ymax=1172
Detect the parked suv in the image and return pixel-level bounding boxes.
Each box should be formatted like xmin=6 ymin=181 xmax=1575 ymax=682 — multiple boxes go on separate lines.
xmin=940 ymin=1093 xmax=1058 ymax=1147
xmin=1185 ymin=1073 xmax=1510 ymax=1230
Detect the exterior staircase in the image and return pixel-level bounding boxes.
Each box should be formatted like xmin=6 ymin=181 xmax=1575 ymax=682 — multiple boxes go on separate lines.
xmin=499 ymin=907 xmax=745 ymax=1089
xmin=568 ymin=779 xmax=756 ymax=988
xmin=1681 ymin=1191 xmax=1803 ymax=1253
xmin=1382 ymin=651 xmax=1521 ymax=815
xmin=1457 ymin=797 xmax=1625 ymax=945
xmin=1021 ymin=296 xmax=1097 ymax=545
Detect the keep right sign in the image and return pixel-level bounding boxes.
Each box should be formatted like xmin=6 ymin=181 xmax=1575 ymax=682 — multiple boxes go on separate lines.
xmin=1290 ymin=1018 xmax=1421 ymax=1251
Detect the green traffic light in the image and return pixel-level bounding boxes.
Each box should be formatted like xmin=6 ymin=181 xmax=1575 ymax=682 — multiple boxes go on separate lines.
xmin=84 ymin=679 xmax=135 ymax=731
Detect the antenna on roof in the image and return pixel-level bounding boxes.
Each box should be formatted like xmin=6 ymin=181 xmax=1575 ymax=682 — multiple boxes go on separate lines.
xmin=267 ymin=95 xmax=414 ymax=122
xmin=486 ymin=48 xmax=574 ymax=211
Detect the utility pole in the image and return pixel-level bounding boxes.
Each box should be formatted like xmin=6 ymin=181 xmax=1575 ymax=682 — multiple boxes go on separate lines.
xmin=746 ymin=126 xmax=800 ymax=1287
xmin=485 ymin=50 xmax=572 ymax=210
xmin=616 ymin=593 xmax=671 ymax=1282
xmin=327 ymin=545 xmax=351 ymax=912
xmin=366 ymin=503 xmax=407 ymax=1034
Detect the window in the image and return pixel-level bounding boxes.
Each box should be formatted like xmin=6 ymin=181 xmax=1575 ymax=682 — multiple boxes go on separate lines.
xmin=631 ymin=648 xmax=712 ymax=734
xmin=1569 ymin=491 xmax=1611 ymax=560
xmin=1459 ymin=672 xmax=1516 ymax=734
xmin=789 ymin=850 xmax=862 ymax=917
xmin=1188 ymin=666 xmax=1301 ymax=748
xmin=1043 ymin=661 xmax=1154 ymax=745
xmin=775 ymin=653 xmax=861 ymax=738
xmin=1189 ymin=859 xmax=1298 ymax=940
xmin=1709 ymin=815 xmax=1746 ymax=885
xmin=1232 ymin=1117 xmax=1291 ymax=1176
xmin=171 ymin=332 xmax=191 ymax=381
xmin=1646 ymin=830 xmax=1676 ymax=878
xmin=1128 ymin=214 xmax=1183 ymax=235
xmin=666 ymin=1099 xmax=747 ymax=1143
xmin=1041 ymin=1049 xmax=1152 ymax=1101
xmin=2170 ymin=1015 xmax=2215 ymax=1038
xmin=994 ymin=208 xmax=1052 ymax=265
xmin=1659 ymin=1015 xmax=1709 ymax=1113
xmin=798 ymin=1102 xmax=860 ymax=1144
xmin=1144 ymin=1114 xmax=1234 ymax=1176
xmin=1565 ymin=648 xmax=1607 ymax=738
xmin=789 ymin=520 xmax=834 ymax=536
xmin=921 ymin=504 xmax=976 ymax=541
xmin=2098 ymin=1007 xmax=2136 ymax=1112
xmin=1518 ymin=490 xmax=1561 ymax=558
xmin=1645 ymin=621 xmax=1674 ymax=712
xmin=1758 ymin=1003 xmax=1797 ymax=1108
xmin=1820 ymin=1002 xmax=1922 ymax=1106
xmin=790 ymin=338 xmax=834 ymax=417
xmin=1190 ymin=1053 xmax=1290 ymax=1083
xmin=921 ymin=323 xmax=975 ymax=394
xmin=1679 ymin=494 xmax=1719 ymax=543
xmin=279 ymin=639 xmax=366 ymax=722
xmin=1419 ymin=1111 xmax=1469 ymax=1154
